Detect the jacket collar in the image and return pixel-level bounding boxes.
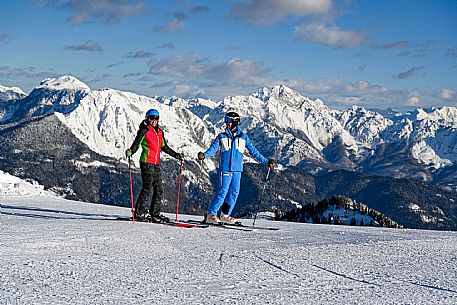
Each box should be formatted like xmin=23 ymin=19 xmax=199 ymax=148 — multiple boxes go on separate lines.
xmin=225 ymin=126 xmax=242 ymax=138
xmin=147 ymin=124 xmax=161 ymax=133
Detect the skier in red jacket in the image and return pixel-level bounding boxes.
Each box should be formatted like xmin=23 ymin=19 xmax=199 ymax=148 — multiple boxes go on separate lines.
xmin=126 ymin=109 xmax=184 ymax=222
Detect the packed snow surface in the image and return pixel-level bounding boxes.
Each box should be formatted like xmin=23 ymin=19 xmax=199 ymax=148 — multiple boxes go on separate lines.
xmin=2 ymin=190 xmax=457 ymax=303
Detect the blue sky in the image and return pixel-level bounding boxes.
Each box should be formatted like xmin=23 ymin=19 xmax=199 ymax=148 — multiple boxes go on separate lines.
xmin=1 ymin=0 xmax=456 ymax=110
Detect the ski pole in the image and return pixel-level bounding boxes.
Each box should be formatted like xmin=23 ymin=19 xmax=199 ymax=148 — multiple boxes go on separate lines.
xmin=175 ymin=159 xmax=184 ymax=223
xmin=128 ymin=156 xmax=135 ymax=223
xmin=252 ymin=167 xmax=271 ymax=227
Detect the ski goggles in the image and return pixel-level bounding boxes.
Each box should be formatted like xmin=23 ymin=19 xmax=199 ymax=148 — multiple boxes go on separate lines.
xmin=147 ymin=115 xmax=159 ymax=121
xmin=224 ymin=117 xmax=238 ymax=123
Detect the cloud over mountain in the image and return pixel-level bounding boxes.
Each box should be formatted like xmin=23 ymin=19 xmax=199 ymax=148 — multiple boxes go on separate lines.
xmin=0 ymin=66 xmax=57 ymax=83
xmin=148 ymin=53 xmax=273 ymax=90
xmin=294 ymin=22 xmax=365 ymax=48
xmin=442 ymin=89 xmax=455 ymax=100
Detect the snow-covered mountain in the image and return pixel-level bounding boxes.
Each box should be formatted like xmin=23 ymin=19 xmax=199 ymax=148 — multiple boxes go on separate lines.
xmin=0 ymin=85 xmax=27 ymax=122
xmin=175 ymin=83 xmax=457 ymax=186
xmin=1 ymin=75 xmax=457 ymax=230
xmin=0 ymin=84 xmax=26 ymax=101
xmin=0 ymin=76 xmax=216 ymax=170
xmin=1 ymin=75 xmax=457 ymax=186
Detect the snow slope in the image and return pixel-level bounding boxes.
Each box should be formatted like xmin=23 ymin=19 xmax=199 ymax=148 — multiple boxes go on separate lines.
xmin=0 ymin=170 xmax=59 ymax=198
xmin=2 ymin=178 xmax=457 ymax=304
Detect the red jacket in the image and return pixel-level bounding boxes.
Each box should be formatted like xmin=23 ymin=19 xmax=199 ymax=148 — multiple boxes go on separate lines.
xmin=130 ymin=120 xmax=179 ymax=164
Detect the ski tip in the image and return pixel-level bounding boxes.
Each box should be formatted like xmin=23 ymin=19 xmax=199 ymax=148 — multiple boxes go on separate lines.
xmin=172 ymin=222 xmax=197 ymax=228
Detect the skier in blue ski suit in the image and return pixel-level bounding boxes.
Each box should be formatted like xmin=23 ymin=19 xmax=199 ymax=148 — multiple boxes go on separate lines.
xmin=198 ymin=112 xmax=274 ymax=224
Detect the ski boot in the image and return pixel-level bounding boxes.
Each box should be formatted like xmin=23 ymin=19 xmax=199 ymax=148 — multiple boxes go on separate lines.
xmin=204 ymin=213 xmax=221 ymax=225
xmin=151 ymin=214 xmax=170 ymax=223
xmin=220 ymin=212 xmax=236 ymax=225
xmin=134 ymin=212 xmax=152 ymax=222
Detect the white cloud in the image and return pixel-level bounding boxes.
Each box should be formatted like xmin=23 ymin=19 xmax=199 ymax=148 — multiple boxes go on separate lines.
xmin=407 ymin=92 xmax=421 ymax=106
xmin=145 ymin=53 xmax=275 ymax=97
xmin=345 ymin=80 xmax=370 ymax=92
xmin=442 ymin=88 xmax=455 ymax=100
xmin=153 ymin=19 xmax=185 ymax=32
xmin=281 ymin=77 xmax=455 ymax=111
xmin=132 ymin=52 xmax=457 ymax=110
xmin=124 ymin=50 xmax=155 ymax=59
xmin=294 ymin=22 xmax=365 ymax=48
xmin=375 ymin=41 xmax=409 ymax=50
xmin=48 ymin=0 xmax=145 ymax=25
xmin=396 ymin=41 xmax=435 ymax=58
xmin=204 ymin=58 xmax=272 ymax=86
xmin=173 ymin=84 xmax=206 ymax=97
xmin=64 ymin=40 xmax=103 ymax=52
xmin=231 ymin=0 xmax=332 ymax=26
xmin=0 ymin=66 xmax=57 ymax=80
xmin=394 ymin=66 xmax=425 ymax=80
xmin=148 ymin=54 xmax=272 ymax=88
xmin=148 ymin=53 xmax=210 ymax=78
xmin=156 ymin=43 xmax=175 ymax=49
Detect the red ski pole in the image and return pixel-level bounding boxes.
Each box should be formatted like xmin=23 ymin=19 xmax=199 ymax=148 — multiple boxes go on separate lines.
xmin=128 ymin=156 xmax=135 ymax=223
xmin=175 ymin=160 xmax=183 ymax=223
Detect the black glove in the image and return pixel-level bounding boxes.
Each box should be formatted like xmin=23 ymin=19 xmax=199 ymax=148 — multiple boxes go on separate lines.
xmin=267 ymin=159 xmax=275 ymax=169
xmin=197 ymin=152 xmax=205 ymax=160
xmin=125 ymin=149 xmax=133 ymax=158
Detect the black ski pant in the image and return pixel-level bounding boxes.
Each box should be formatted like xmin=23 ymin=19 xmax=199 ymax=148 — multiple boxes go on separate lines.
xmin=135 ymin=163 xmax=163 ymax=216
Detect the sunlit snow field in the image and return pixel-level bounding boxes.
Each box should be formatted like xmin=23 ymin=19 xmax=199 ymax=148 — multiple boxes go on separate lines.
xmin=1 ymin=174 xmax=457 ymax=304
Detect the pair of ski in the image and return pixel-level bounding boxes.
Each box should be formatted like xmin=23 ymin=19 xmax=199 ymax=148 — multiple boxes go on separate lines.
xmin=186 ymin=219 xmax=279 ymax=231
xmin=115 ymin=217 xmax=279 ymax=231
xmin=114 ymin=217 xmax=207 ymax=228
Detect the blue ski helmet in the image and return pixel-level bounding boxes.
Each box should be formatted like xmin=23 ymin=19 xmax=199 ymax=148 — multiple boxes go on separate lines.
xmin=145 ymin=109 xmax=159 ymax=118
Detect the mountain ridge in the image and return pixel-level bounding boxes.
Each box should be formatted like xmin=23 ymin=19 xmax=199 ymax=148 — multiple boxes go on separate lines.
xmin=2 ymin=75 xmax=457 ymax=188
xmin=1 ymin=75 xmax=457 ymax=230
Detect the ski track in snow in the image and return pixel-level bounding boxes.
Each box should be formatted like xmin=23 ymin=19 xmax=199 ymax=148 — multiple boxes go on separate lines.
xmin=1 ymin=197 xmax=457 ymax=304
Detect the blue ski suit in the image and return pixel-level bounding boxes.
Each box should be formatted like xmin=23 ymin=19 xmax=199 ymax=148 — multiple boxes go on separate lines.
xmin=203 ymin=126 xmax=268 ymax=216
